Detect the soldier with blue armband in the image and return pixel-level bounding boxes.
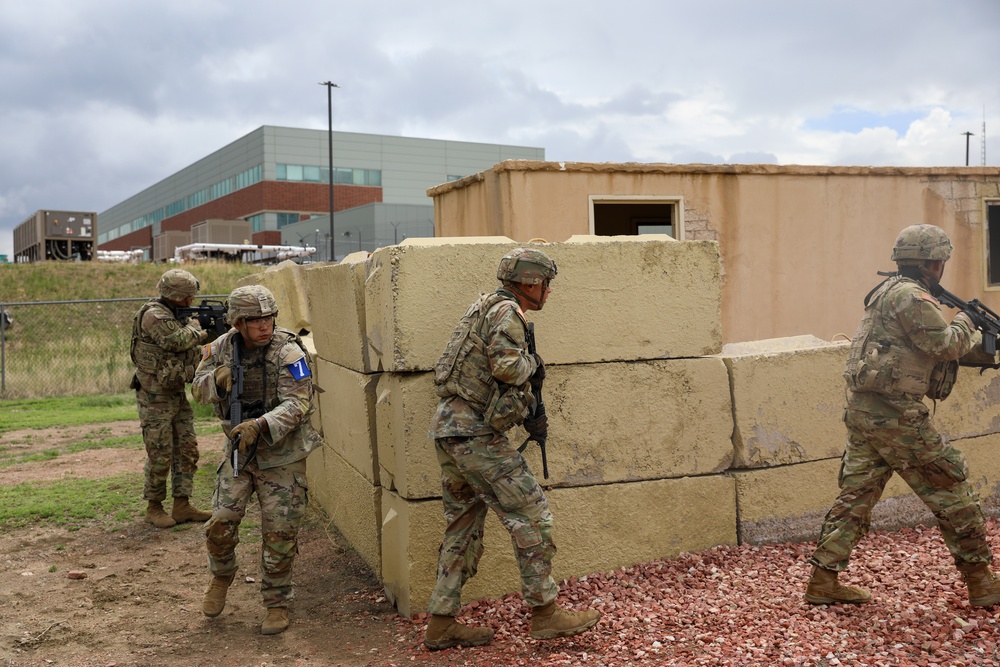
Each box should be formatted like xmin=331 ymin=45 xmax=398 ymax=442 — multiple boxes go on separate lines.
xmin=192 ymin=284 xmax=323 ymax=635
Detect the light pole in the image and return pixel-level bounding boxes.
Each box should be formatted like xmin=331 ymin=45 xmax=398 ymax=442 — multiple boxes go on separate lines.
xmin=962 ymin=131 xmax=974 ymax=166
xmin=320 ymin=81 xmax=340 ymax=260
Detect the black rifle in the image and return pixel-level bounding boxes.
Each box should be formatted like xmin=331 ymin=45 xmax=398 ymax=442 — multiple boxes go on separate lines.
xmin=177 ymin=299 xmax=228 ymax=343
xmin=931 ymin=283 xmax=1000 ymax=369
xmin=518 ymin=322 xmax=549 ymax=479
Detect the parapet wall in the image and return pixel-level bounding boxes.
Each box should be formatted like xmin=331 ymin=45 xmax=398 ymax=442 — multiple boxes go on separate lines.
xmin=248 ymin=237 xmax=1000 ymax=617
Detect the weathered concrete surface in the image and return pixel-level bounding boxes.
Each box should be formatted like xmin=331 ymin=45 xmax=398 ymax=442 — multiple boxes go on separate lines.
xmin=315 ymin=448 xmax=382 ymax=577
xmin=375 ymin=358 xmax=733 ymax=500
xmin=306 ymin=253 xmax=372 ymax=373
xmin=315 ymin=357 xmax=379 ymax=484
xmin=930 ymin=367 xmax=1000 ymax=441
xmin=365 ymin=235 xmax=722 ymax=372
xmin=381 ymin=474 xmax=736 ymax=617
xmin=734 ymin=434 xmax=1000 ymax=546
xmin=724 ymin=336 xmax=849 ymax=468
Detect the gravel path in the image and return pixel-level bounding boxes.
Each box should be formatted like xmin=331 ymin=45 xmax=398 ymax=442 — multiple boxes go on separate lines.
xmin=390 ymin=519 xmax=1000 ymax=666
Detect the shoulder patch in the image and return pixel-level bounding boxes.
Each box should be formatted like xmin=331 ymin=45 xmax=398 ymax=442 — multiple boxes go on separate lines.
xmin=202 ymin=344 xmax=212 ymax=361
xmin=287 ymin=358 xmax=312 ymax=381
xmin=918 ymin=291 xmax=941 ymax=305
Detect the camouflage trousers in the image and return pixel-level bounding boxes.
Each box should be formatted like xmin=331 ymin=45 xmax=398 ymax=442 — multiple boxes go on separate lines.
xmin=810 ymin=407 xmax=991 ymax=571
xmin=427 ymin=434 xmax=558 ymax=617
xmin=205 ymin=455 xmax=309 ymax=608
xmin=136 ymin=389 xmax=199 ymax=502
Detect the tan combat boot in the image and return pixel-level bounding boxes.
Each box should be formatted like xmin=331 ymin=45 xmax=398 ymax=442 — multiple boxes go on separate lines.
xmin=171 ymin=497 xmax=212 ymax=523
xmin=423 ymin=614 xmax=494 ymax=650
xmin=202 ymin=573 xmax=235 ymax=617
xmin=261 ymin=607 xmax=290 ymax=635
xmin=145 ymin=501 xmax=177 ymax=529
xmin=804 ymin=565 xmax=871 ymax=604
xmin=530 ymin=602 xmax=601 ymax=640
xmin=958 ymin=563 xmax=1000 ymax=607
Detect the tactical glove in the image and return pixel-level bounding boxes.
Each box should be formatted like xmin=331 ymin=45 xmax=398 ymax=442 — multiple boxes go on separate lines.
xmin=230 ymin=418 xmax=261 ymax=453
xmin=523 ymin=404 xmax=548 ymax=440
xmin=214 ymin=366 xmax=232 ymax=393
xmin=530 ymin=353 xmax=545 ymax=392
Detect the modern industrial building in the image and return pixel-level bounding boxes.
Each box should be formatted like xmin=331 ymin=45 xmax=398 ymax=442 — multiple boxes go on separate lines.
xmin=97 ymin=126 xmax=544 ymax=261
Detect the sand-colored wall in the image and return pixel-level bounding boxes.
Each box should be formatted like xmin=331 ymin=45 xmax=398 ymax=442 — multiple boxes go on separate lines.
xmin=242 ymin=235 xmax=1000 ymax=618
xmin=430 ymin=162 xmax=1000 ymax=345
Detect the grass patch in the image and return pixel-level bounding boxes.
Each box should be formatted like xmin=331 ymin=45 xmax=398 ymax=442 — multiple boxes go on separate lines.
xmin=0 ymin=474 xmax=144 ymax=530
xmin=0 ymin=394 xmax=138 ymax=433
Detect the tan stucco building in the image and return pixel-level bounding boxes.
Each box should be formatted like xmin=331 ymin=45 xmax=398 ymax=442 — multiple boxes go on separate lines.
xmin=429 ymin=162 xmax=1000 ymax=344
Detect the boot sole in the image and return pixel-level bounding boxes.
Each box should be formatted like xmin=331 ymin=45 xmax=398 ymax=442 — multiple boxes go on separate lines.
xmin=970 ymin=594 xmax=1000 ymax=607
xmin=803 ymin=593 xmax=870 ymax=605
xmin=530 ymin=616 xmax=600 ymax=640
xmin=424 ymin=636 xmax=492 ymax=651
xmin=203 ymin=606 xmax=225 ymax=618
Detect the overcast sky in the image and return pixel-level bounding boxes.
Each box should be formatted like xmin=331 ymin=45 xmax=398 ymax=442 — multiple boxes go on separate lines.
xmin=2 ymin=0 xmax=999 ymax=260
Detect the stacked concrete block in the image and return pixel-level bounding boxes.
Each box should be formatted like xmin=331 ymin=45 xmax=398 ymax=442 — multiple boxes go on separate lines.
xmin=930 ymin=367 xmax=1000 ymax=441
xmin=364 ymin=235 xmax=723 ymax=372
xmin=724 ymin=336 xmax=850 ymax=468
xmin=382 ymin=475 xmax=738 ymax=617
xmin=306 ymin=252 xmax=372 ymax=372
xmin=370 ymin=236 xmax=730 ymax=614
xmin=375 ymin=359 xmax=734 ymax=499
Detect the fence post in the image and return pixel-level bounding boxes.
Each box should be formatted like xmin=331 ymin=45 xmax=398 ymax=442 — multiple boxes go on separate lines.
xmin=1 ymin=302 xmax=6 ymax=395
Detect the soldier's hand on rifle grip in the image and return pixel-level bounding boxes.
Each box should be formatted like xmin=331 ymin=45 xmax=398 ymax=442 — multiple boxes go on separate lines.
xmin=231 ymin=419 xmax=261 ymax=453
xmin=530 ymin=353 xmax=545 ymax=391
xmin=523 ymin=403 xmax=548 ymax=439
xmin=214 ymin=366 xmax=232 ymax=393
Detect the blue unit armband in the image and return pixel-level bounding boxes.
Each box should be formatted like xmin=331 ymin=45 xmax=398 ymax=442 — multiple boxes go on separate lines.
xmin=288 ymin=358 xmax=312 ymax=380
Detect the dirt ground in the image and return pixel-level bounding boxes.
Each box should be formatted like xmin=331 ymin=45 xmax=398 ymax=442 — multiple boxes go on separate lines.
xmin=0 ymin=422 xmax=424 ymax=667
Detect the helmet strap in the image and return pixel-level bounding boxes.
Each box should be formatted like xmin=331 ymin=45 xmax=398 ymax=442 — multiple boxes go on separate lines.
xmin=506 ymin=282 xmax=543 ymax=310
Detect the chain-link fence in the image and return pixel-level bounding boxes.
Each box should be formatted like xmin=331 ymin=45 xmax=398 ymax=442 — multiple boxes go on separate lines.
xmin=0 ymin=297 xmax=225 ymax=400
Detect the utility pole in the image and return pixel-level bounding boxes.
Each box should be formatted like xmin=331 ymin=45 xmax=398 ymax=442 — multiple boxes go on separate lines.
xmin=962 ymin=131 xmax=974 ymax=166
xmin=319 ymin=81 xmax=340 ymax=260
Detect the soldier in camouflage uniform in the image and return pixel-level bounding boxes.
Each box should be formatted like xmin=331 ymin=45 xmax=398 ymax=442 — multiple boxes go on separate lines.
xmin=192 ymin=285 xmax=323 ymax=635
xmin=131 ymin=269 xmax=213 ymax=529
xmin=806 ymin=224 xmax=1000 ymax=607
xmin=423 ymin=248 xmax=601 ymax=651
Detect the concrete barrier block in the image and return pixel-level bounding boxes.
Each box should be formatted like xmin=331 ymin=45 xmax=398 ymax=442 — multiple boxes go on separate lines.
xmin=375 ymin=371 xmax=440 ymax=499
xmin=931 ymin=368 xmax=1000 ymax=441
xmin=724 ymin=336 xmax=849 ymax=468
xmin=304 ymin=445 xmax=331 ymax=513
xmin=377 ymin=358 xmax=733 ymax=500
xmin=365 ymin=236 xmax=722 ymax=372
xmin=305 ymin=256 xmax=371 ymax=373
xmin=315 ymin=357 xmax=379 ymax=484
xmin=322 ymin=448 xmax=382 ymax=576
xmin=381 ymin=474 xmax=736 ymax=617
xmin=732 ymin=437 xmax=1000 ymax=546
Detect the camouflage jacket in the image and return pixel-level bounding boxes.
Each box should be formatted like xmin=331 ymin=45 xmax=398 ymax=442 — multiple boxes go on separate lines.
xmin=130 ymin=299 xmax=203 ymax=394
xmin=192 ymin=328 xmax=323 ymax=469
xmin=845 ymin=275 xmax=976 ymax=416
xmin=429 ymin=288 xmax=538 ymax=438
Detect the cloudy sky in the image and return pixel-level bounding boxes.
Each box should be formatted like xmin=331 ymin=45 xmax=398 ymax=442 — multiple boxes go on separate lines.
xmin=2 ymin=0 xmax=998 ymax=259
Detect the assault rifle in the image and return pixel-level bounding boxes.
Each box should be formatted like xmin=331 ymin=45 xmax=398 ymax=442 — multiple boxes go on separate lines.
xmin=518 ymin=322 xmax=549 ymax=479
xmin=178 ymin=299 xmax=228 ymax=343
xmin=931 ymin=283 xmax=1000 ymax=369
xmin=229 ymin=338 xmax=245 ymax=477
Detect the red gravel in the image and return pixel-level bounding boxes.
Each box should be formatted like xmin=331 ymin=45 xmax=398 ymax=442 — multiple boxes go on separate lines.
xmin=388 ymin=519 xmax=1000 ymax=666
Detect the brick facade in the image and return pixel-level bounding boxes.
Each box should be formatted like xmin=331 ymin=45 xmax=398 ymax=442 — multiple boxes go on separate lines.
xmin=100 ymin=182 xmax=382 ymax=252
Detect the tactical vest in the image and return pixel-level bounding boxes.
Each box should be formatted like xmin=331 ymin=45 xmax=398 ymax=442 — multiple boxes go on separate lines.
xmin=235 ymin=329 xmax=308 ymax=416
xmin=434 ymin=292 xmax=515 ymax=413
xmin=844 ymin=276 xmax=952 ymax=399
xmin=130 ymin=300 xmax=199 ymax=392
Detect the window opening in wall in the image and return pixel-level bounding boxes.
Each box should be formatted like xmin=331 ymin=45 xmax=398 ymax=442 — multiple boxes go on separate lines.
xmin=988 ymin=202 xmax=1000 ymax=285
xmin=591 ymin=197 xmax=682 ymax=239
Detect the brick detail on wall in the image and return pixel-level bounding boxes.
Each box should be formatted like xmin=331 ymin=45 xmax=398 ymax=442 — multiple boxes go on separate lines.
xmin=100 ymin=182 xmax=382 ymax=251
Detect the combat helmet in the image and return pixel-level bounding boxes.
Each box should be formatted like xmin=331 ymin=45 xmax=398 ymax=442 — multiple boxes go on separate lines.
xmin=226 ymin=285 xmax=278 ymax=324
xmin=497 ymin=248 xmax=558 ymax=286
xmin=891 ymin=224 xmax=953 ymax=265
xmin=158 ymin=269 xmax=200 ymax=301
